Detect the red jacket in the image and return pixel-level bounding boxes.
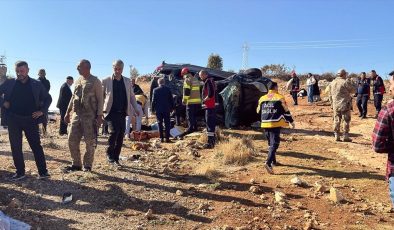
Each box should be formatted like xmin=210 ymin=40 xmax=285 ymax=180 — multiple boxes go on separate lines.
xmin=202 ymin=77 xmax=216 ymax=109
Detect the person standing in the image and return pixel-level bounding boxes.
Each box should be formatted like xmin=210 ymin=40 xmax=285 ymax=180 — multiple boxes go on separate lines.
xmin=256 ymin=82 xmax=295 ymax=174
xmin=64 ymin=59 xmax=103 ymax=172
xmin=306 ymin=73 xmax=316 ymax=104
xmin=134 ymin=94 xmax=149 ymax=131
xmin=0 ymin=64 xmax=8 ymax=126
xmin=371 ymin=70 xmax=386 ymax=118
xmin=327 ymin=69 xmax=356 ymax=142
xmin=289 ymin=71 xmax=300 ymax=105
xmin=313 ymin=75 xmax=321 ymax=102
xmin=356 ymin=72 xmax=370 ymax=119
xmin=179 ymin=68 xmax=201 ymax=138
xmin=56 ymin=76 xmax=74 ymax=135
xmin=372 ymin=70 xmax=394 ymax=209
xmin=131 ymin=78 xmax=144 ymax=95
xmin=102 ymin=60 xmax=139 ymax=166
xmin=38 ymin=69 xmax=51 ymax=135
xmin=151 ymin=77 xmax=174 ymax=143
xmin=0 ymin=61 xmax=52 ymax=180
xmin=199 ymin=70 xmax=217 ymax=149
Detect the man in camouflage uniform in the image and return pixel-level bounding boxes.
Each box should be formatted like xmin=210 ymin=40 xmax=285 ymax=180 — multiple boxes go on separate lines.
xmin=328 ymin=68 xmax=356 ymax=142
xmin=64 ymin=59 xmax=103 ymax=172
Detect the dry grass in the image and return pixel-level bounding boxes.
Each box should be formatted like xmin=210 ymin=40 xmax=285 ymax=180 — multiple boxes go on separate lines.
xmin=42 ymin=138 xmax=62 ymax=150
xmin=197 ymin=127 xmax=224 ymax=144
xmin=216 ymin=135 xmax=256 ymax=165
xmin=195 ymin=163 xmax=223 ymax=180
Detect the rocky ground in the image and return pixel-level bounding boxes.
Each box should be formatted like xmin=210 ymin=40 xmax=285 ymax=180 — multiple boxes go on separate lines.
xmin=1 ymin=80 xmax=394 ymax=230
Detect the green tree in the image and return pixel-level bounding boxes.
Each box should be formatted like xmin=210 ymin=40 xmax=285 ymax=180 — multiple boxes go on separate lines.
xmin=207 ymin=53 xmax=223 ymax=70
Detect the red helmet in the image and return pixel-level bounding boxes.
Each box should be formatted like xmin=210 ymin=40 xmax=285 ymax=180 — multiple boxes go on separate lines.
xmin=181 ymin=67 xmax=189 ymax=76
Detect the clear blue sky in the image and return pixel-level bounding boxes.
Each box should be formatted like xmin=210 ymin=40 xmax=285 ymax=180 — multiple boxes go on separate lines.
xmin=1 ymin=0 xmax=394 ymax=109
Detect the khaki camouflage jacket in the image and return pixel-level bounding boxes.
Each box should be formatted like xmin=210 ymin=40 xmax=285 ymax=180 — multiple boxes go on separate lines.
xmin=328 ymin=77 xmax=356 ymax=112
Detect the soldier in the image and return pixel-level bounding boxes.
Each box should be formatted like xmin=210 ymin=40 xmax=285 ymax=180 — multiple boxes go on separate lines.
xmin=178 ymin=68 xmax=201 ymax=139
xmin=64 ymin=60 xmax=103 ymax=172
xmin=328 ymin=69 xmax=356 ymax=142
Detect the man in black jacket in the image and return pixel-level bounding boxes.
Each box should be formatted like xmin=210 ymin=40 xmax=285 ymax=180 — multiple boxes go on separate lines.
xmin=0 ymin=61 xmax=52 ymax=181
xmin=151 ymin=77 xmax=174 ymax=142
xmin=56 ymin=76 xmax=74 ymax=135
xmin=38 ymin=69 xmax=51 ymax=135
xmin=371 ymin=70 xmax=385 ymax=118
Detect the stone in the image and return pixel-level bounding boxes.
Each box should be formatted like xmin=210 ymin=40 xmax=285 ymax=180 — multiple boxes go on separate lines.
xmin=314 ymin=182 xmax=329 ymax=193
xmin=304 ymin=220 xmax=314 ymax=230
xmin=198 ymin=203 xmax=210 ymax=211
xmin=223 ymin=226 xmax=234 ymax=230
xmin=8 ymin=198 xmax=22 ymax=208
xmin=290 ymin=176 xmax=305 ymax=186
xmin=250 ymin=178 xmax=256 ymax=184
xmin=275 ymin=191 xmax=286 ymax=203
xmin=172 ymin=202 xmax=182 ymax=209
xmin=249 ymin=186 xmax=261 ymax=194
xmin=175 ymin=190 xmax=184 ymax=196
xmin=253 ymin=217 xmax=260 ymax=222
xmin=168 ymin=155 xmax=178 ymax=162
xmin=260 ymin=194 xmax=268 ymax=200
xmin=145 ymin=209 xmax=154 ymax=220
xmin=329 ymin=187 xmax=345 ymax=203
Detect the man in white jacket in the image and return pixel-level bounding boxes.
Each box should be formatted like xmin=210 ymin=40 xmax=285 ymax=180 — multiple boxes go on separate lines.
xmin=306 ymin=73 xmax=316 ymax=104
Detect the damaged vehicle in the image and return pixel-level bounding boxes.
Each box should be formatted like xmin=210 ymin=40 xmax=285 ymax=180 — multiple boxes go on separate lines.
xmin=149 ymin=62 xmax=272 ymax=128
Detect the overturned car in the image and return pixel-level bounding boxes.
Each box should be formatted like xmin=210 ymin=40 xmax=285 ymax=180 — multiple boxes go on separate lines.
xmin=150 ymin=62 xmax=273 ymax=128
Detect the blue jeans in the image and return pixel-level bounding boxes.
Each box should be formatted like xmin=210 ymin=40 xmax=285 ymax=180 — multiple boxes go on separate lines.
xmin=307 ymin=86 xmax=314 ymax=103
xmin=389 ymin=176 xmax=394 ymax=208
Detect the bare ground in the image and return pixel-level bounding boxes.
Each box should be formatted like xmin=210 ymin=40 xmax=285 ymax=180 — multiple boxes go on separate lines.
xmin=0 ymin=81 xmax=393 ymax=230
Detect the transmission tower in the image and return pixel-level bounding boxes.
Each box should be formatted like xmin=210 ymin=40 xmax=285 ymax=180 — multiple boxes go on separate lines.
xmin=242 ymin=42 xmax=249 ymax=70
xmin=0 ymin=54 xmax=6 ymax=66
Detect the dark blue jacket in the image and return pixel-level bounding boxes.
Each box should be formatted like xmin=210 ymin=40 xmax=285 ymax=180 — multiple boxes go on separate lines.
xmin=357 ymin=78 xmax=371 ymax=95
xmin=151 ymin=85 xmax=174 ymax=114
xmin=0 ymin=77 xmax=52 ymax=124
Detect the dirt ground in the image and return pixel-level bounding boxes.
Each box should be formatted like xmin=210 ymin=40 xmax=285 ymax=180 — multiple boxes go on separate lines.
xmin=1 ymin=79 xmax=393 ymax=230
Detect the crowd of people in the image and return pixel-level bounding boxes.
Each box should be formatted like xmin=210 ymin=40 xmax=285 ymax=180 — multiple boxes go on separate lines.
xmin=0 ymin=60 xmax=393 ymax=208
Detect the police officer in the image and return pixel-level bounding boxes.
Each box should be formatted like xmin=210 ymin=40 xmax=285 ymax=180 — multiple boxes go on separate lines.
xmin=64 ymin=59 xmax=103 ymax=172
xmin=199 ymin=69 xmax=216 ymax=149
xmin=328 ymin=69 xmax=356 ymax=142
xmin=257 ymin=82 xmax=295 ymax=174
xmin=179 ymin=68 xmax=201 ymax=138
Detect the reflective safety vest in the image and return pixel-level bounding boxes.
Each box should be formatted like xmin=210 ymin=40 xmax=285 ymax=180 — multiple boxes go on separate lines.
xmin=256 ymin=90 xmax=294 ymax=128
xmin=182 ymin=73 xmax=201 ymax=105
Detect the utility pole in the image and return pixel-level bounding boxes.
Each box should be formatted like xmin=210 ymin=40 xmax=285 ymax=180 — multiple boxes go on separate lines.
xmin=242 ymin=42 xmax=249 ymax=70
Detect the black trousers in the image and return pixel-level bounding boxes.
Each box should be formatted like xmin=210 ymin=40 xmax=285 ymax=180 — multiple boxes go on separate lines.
xmin=186 ymin=104 xmax=199 ymax=132
xmin=374 ymin=94 xmax=383 ymax=113
xmin=264 ymin=127 xmax=281 ymax=166
xmin=59 ymin=108 xmax=68 ymax=135
xmin=291 ymin=92 xmax=298 ymax=105
xmin=356 ymin=95 xmax=368 ymax=117
xmin=157 ymin=111 xmax=171 ymax=140
xmin=7 ymin=114 xmax=48 ymax=175
xmin=105 ymin=112 xmax=126 ymax=162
